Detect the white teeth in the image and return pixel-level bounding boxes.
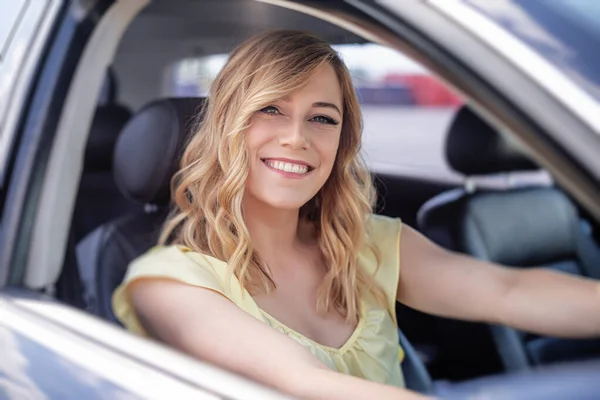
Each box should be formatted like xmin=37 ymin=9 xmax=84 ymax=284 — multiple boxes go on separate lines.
xmin=265 ymin=160 xmax=309 ymax=174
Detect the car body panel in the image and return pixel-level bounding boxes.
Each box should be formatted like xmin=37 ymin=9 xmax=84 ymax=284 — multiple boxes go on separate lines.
xmin=0 ymin=318 xmax=145 ymax=400
xmin=0 ymin=289 xmax=293 ymax=400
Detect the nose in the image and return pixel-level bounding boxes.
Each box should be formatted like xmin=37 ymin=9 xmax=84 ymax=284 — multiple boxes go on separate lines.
xmin=278 ymin=120 xmax=309 ymax=150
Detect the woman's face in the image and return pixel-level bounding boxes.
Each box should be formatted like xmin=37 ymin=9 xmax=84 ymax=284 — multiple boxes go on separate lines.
xmin=245 ymin=63 xmax=343 ymax=211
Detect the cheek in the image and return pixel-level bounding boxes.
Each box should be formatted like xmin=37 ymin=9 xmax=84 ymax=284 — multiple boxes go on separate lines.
xmin=245 ymin=118 xmax=276 ymax=150
xmin=244 ymin=126 xmax=262 ymax=151
xmin=316 ymin=132 xmax=342 ymax=166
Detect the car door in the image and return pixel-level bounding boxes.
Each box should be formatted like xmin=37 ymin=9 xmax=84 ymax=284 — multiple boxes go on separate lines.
xmin=0 ymin=0 xmax=114 ymax=287
xmin=0 ymin=288 xmax=293 ymax=399
xmin=0 ymin=0 xmax=63 ymax=259
xmin=0 ymin=1 xmax=295 ymax=397
xmin=3 ymin=0 xmax=600 ymax=398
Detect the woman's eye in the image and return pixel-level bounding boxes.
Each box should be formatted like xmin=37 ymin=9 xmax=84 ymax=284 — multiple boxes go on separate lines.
xmin=260 ymin=106 xmax=280 ymax=115
xmin=311 ymin=115 xmax=339 ymax=125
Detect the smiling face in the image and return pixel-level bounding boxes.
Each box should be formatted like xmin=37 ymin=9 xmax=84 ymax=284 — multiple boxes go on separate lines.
xmin=245 ymin=63 xmax=343 ymax=211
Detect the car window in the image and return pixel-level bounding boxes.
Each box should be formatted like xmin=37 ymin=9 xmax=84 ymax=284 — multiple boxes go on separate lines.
xmin=164 ymin=44 xmax=462 ymax=178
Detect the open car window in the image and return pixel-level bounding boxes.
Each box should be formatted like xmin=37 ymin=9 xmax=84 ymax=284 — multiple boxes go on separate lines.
xmin=165 ymin=44 xmax=463 ymax=179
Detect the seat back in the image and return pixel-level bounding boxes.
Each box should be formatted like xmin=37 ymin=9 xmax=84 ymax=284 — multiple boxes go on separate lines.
xmin=73 ymin=104 xmax=139 ymax=242
xmin=418 ymin=106 xmax=600 ymax=372
xmin=73 ymin=70 xmax=142 ymax=242
xmin=76 ymin=97 xmax=206 ymax=321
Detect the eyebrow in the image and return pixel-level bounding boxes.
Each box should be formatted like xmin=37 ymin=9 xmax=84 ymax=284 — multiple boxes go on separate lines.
xmin=312 ymin=102 xmax=342 ymax=116
xmin=279 ymin=96 xmax=342 ymax=116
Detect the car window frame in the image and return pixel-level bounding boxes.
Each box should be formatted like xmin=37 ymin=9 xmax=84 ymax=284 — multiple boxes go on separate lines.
xmin=0 ymin=0 xmax=116 ymax=288
xmin=0 ymin=0 xmax=63 ymax=197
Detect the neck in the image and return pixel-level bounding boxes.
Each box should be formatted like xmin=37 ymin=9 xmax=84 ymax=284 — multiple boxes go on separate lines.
xmin=242 ymin=194 xmax=309 ymax=266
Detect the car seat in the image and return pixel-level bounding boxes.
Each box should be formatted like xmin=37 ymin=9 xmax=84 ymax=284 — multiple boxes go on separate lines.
xmin=417 ymin=105 xmax=600 ymax=372
xmin=76 ymin=97 xmax=205 ymax=319
xmin=72 ymin=70 xmax=139 ymax=242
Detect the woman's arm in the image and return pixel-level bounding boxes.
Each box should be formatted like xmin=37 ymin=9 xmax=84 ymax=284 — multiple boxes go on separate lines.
xmin=397 ymin=225 xmax=600 ymax=338
xmin=129 ymin=279 xmax=430 ymax=400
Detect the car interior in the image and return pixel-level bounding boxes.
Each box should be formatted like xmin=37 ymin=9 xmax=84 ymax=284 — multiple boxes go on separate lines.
xmin=44 ymin=0 xmax=600 ymax=395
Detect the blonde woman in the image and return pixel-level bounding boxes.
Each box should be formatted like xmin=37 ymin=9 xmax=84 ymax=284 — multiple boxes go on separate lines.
xmin=112 ymin=31 xmax=600 ymax=399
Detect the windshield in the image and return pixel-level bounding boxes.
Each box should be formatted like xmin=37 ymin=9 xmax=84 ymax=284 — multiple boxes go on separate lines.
xmin=464 ymin=0 xmax=600 ymax=102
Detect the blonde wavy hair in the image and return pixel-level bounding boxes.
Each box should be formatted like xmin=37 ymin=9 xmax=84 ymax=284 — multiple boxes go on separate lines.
xmin=160 ymin=30 xmax=386 ymax=323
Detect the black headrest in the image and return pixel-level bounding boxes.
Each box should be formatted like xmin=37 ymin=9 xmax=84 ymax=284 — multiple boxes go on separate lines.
xmin=446 ymin=106 xmax=538 ymax=175
xmin=84 ymin=105 xmax=132 ymax=172
xmin=113 ymin=97 xmax=206 ymax=205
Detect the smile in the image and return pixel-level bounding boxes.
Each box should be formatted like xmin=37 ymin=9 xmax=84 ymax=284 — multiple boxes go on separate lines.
xmin=261 ymin=158 xmax=313 ymax=176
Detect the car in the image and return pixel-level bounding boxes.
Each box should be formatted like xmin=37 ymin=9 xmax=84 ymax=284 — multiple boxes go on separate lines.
xmin=1 ymin=0 xmax=600 ymax=398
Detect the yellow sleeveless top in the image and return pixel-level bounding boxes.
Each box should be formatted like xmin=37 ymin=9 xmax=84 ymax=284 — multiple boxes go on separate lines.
xmin=112 ymin=214 xmax=405 ymax=387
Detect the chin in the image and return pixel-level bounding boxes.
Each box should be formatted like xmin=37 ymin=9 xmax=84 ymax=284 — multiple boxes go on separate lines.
xmin=245 ymin=185 xmax=321 ymax=212
xmin=263 ymin=196 xmax=310 ymax=210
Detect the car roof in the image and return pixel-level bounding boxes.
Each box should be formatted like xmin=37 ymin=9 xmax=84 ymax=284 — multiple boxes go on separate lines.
xmin=118 ymin=0 xmax=367 ymax=57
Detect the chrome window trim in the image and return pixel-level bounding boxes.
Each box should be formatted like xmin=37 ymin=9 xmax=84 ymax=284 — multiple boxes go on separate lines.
xmin=0 ymin=0 xmax=62 ymax=183
xmin=425 ymin=0 xmax=600 ymax=134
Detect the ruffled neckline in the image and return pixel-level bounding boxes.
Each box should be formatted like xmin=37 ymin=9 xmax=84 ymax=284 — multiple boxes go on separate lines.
xmin=258 ymin=305 xmax=367 ymax=354
xmin=177 ymin=245 xmax=393 ymax=356
xmin=258 ymin=303 xmax=389 ymax=355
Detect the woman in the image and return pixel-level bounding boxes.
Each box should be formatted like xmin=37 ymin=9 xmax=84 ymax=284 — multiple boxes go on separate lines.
xmin=112 ymin=30 xmax=600 ymax=400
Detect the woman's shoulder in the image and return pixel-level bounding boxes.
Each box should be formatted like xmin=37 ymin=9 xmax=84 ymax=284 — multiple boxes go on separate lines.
xmin=366 ymin=214 xmax=402 ymax=242
xmin=123 ymin=245 xmax=229 ymax=290
xmin=114 ymin=245 xmax=233 ymax=334
xmin=360 ymin=214 xmax=403 ymax=284
xmin=134 ymin=244 xmax=225 ymax=266
xmin=360 ymin=215 xmax=403 ymax=315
